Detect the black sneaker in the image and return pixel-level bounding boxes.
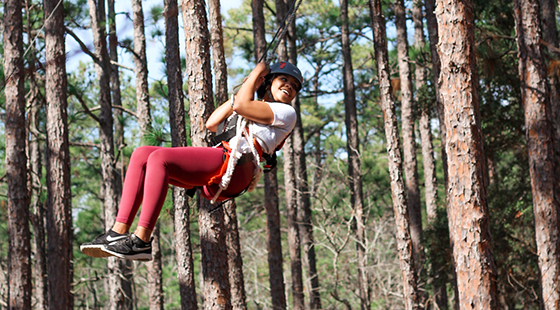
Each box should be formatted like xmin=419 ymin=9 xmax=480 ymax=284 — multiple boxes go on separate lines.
xmin=102 ymin=234 xmax=152 ymax=261
xmin=80 ymin=230 xmax=129 ymax=258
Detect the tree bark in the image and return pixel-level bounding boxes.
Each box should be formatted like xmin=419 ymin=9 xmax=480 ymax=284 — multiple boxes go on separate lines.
xmin=108 ymin=2 xmax=135 ymax=308
xmin=252 ymin=0 xmax=267 ymax=62
xmin=4 ymin=0 xmax=32 ymax=308
xmin=395 ymin=0 xmax=424 ymax=289
xmin=425 ymin=0 xmax=448 ymax=188
xmin=43 ymin=0 xmax=73 ymax=309
xmin=132 ymin=0 xmax=153 ymax=140
xmin=540 ymin=0 xmax=560 ymax=214
xmin=424 ymin=0 xmax=455 ymax=307
xmin=435 ymin=0 xmax=499 ymax=309
xmin=208 ymin=0 xmax=228 ymax=105
xmin=208 ymin=0 xmax=248 ymax=308
xmin=88 ymin=1 xmax=129 ymax=309
xmin=25 ymin=4 xmax=48 ymax=308
xmin=132 ymin=1 xmax=163 ymax=307
xmin=165 ymin=0 xmax=199 ymax=308
xmin=147 ymin=225 xmax=164 ymax=310
xmin=252 ymin=2 xmax=287 ymax=309
xmin=276 ymin=0 xmax=304 ymax=308
xmin=285 ymin=4 xmax=322 ymax=310
xmin=264 ymin=171 xmax=287 ymax=310
xmin=224 ymin=201 xmax=248 ymax=310
xmin=513 ymin=1 xmax=560 ymax=308
xmin=340 ymin=0 xmax=367 ymax=308
xmin=369 ymin=0 xmax=420 ymax=308
xmin=181 ymin=0 xmax=231 ymax=308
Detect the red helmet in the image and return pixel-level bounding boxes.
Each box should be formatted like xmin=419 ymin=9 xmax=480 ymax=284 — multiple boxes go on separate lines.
xmin=257 ymin=61 xmax=303 ymax=99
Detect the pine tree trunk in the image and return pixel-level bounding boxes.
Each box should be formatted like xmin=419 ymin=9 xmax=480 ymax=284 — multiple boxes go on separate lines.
xmin=88 ymin=2 xmax=130 ymax=309
xmin=181 ymin=0 xmax=232 ymax=308
xmin=107 ymin=2 xmax=135 ymax=308
xmin=4 ymin=0 xmax=32 ymax=308
xmin=252 ymin=2 xmax=287 ymax=308
xmin=208 ymin=0 xmax=228 ymax=105
xmin=513 ymin=1 xmax=560 ymax=308
xmin=340 ymin=0 xmax=368 ymax=308
xmin=264 ymin=171 xmax=287 ymax=310
xmin=395 ymin=2 xmax=424 ymax=294
xmin=224 ymin=201 xmax=248 ymax=310
xmin=541 ymin=0 xmax=560 ymax=212
xmin=148 ymin=225 xmax=164 ymax=310
xmin=165 ymin=0 xmax=199 ymax=308
xmin=275 ymin=0 xmax=304 ymax=308
xmin=25 ymin=7 xmax=48 ymax=307
xmin=435 ymin=0 xmax=499 ymax=309
xmin=43 ymin=0 xmax=73 ymax=309
xmin=131 ymin=1 xmax=163 ymax=306
xmin=285 ymin=6 xmax=322 ymax=310
xmin=252 ymin=0 xmax=267 ymax=62
xmin=369 ymin=0 xmax=420 ymax=308
xmin=424 ymin=0 xmax=447 ymax=188
xmin=108 ymin=0 xmax=126 ymax=190
xmin=424 ymin=0 xmax=456 ymax=307
xmin=132 ymin=0 xmax=152 ymax=140
xmin=208 ymin=0 xmax=248 ymax=307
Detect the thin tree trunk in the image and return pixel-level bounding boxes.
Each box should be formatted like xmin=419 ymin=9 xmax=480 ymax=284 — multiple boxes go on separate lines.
xmin=252 ymin=2 xmax=287 ymax=308
xmin=208 ymin=0 xmax=228 ymax=105
xmin=208 ymin=0 xmax=248 ymax=308
xmin=108 ymin=2 xmax=135 ymax=308
xmin=181 ymin=0 xmax=232 ymax=308
xmin=410 ymin=1 xmax=442 ymax=308
xmin=108 ymin=0 xmax=125 ymax=190
xmin=252 ymin=0 xmax=267 ymax=61
xmin=435 ymin=0 xmax=499 ymax=309
xmin=369 ymin=0 xmax=420 ymax=309
xmin=264 ymin=171 xmax=287 ymax=310
xmin=147 ymin=225 xmax=164 ymax=310
xmin=275 ymin=0 xmax=304 ymax=308
xmin=395 ymin=2 xmax=424 ymax=294
xmin=88 ymin=2 xmax=129 ymax=309
xmin=514 ymin=1 xmax=560 ymax=308
xmin=25 ymin=4 xmax=48 ymax=307
xmin=340 ymin=0 xmax=367 ymax=308
xmin=132 ymin=0 xmax=152 ymax=139
xmin=131 ymin=1 xmax=163 ymax=307
xmin=166 ymin=0 xmax=199 ymax=308
xmin=224 ymin=201 xmax=248 ymax=310
xmin=425 ymin=0 xmax=456 ymax=307
xmin=425 ymin=0 xmax=447 ymax=188
xmin=43 ymin=0 xmax=73 ymax=309
xmin=285 ymin=5 xmax=322 ymax=310
xmin=4 ymin=0 xmax=32 ymax=308
xmin=411 ymin=0 xmax=436 ymax=243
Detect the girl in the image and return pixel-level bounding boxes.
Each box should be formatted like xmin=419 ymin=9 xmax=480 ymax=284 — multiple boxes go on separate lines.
xmin=80 ymin=62 xmax=303 ymax=261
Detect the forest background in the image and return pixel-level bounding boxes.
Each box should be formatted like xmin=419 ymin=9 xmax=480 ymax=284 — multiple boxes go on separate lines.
xmin=0 ymin=0 xmax=559 ymax=309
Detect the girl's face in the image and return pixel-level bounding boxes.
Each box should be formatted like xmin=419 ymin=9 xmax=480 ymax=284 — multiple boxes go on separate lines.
xmin=268 ymin=74 xmax=300 ymax=103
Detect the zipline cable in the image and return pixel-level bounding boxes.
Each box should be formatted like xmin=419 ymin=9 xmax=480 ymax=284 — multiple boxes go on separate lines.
xmin=258 ymin=0 xmax=304 ymax=64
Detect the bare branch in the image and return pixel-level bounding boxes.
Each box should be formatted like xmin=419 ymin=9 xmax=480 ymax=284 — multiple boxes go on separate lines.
xmin=65 ymin=26 xmax=102 ymax=66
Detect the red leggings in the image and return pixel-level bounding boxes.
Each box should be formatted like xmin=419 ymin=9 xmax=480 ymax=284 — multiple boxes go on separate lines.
xmin=115 ymin=146 xmax=254 ymax=231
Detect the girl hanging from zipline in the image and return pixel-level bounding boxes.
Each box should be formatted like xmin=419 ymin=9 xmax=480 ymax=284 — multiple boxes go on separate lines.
xmin=80 ymin=61 xmax=303 ymax=261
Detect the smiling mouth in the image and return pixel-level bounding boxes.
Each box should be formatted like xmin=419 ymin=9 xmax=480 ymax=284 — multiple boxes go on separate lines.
xmin=281 ymin=89 xmax=290 ymax=95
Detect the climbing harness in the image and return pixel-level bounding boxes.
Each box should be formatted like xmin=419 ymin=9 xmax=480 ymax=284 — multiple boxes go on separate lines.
xmin=207 ymin=106 xmax=263 ymax=204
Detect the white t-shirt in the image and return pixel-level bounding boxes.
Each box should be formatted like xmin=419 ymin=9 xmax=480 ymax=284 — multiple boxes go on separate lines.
xmin=230 ymin=101 xmax=297 ymax=155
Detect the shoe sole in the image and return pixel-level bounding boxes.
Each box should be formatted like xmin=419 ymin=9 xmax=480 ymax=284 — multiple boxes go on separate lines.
xmin=101 ymin=246 xmax=152 ymax=261
xmin=80 ymin=245 xmax=112 ymax=258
